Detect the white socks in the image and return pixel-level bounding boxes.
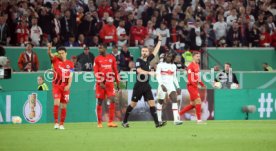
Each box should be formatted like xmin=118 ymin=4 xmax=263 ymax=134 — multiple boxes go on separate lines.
xmin=157 ymin=103 xmax=162 ymax=122
xmin=172 ymin=103 xmax=180 ymax=122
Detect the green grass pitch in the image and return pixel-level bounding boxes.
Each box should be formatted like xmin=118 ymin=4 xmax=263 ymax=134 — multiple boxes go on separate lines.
xmin=1 ymin=120 xmax=276 ymax=151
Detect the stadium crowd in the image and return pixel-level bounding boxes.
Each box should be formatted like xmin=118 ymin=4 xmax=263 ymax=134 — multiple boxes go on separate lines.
xmin=0 ymin=0 xmax=275 ymax=71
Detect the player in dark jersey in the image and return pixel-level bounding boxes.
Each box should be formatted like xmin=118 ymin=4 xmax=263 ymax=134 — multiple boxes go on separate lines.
xmin=122 ymin=33 xmax=166 ymax=128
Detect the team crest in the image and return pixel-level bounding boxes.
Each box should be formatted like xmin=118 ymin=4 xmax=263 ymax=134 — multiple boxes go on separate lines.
xmin=66 ymin=65 xmax=70 ymax=68
xmin=109 ymin=59 xmax=112 ymax=62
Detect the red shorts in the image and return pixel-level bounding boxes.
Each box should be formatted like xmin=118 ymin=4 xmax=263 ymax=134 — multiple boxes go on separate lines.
xmin=187 ymin=84 xmax=200 ymax=101
xmin=52 ymin=85 xmax=70 ymax=104
xmin=96 ymin=82 xmax=115 ymax=99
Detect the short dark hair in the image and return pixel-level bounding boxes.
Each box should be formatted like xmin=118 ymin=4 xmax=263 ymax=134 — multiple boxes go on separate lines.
xmin=263 ymin=62 xmax=268 ymax=65
xmin=98 ymin=43 xmax=107 ymax=49
xmin=56 ymin=46 xmax=67 ymax=52
xmin=84 ymin=46 xmax=90 ymax=50
xmin=225 ymin=62 xmax=232 ymax=67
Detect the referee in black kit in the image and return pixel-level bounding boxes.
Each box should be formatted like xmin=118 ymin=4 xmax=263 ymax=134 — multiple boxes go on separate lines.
xmin=122 ymin=33 xmax=167 ymax=128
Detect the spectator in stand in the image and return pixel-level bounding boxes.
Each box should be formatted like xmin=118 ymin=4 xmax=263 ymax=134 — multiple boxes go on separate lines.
xmin=156 ymin=22 xmax=170 ymax=46
xmin=169 ymin=19 xmax=181 ymax=46
xmin=52 ymin=35 xmax=61 ymax=47
xmin=117 ymin=20 xmax=128 ymax=47
xmin=145 ymin=20 xmax=157 ymax=47
xmin=125 ymin=12 xmax=135 ymax=35
xmin=111 ymin=45 xmax=120 ymax=70
xmin=77 ymin=46 xmax=94 ymax=71
xmin=248 ymin=24 xmax=260 ymax=47
xmin=130 ymin=19 xmax=148 ymax=46
xmin=259 ymin=25 xmax=271 ymax=47
xmin=78 ymin=12 xmax=98 ymax=42
xmin=18 ymin=42 xmax=39 ymax=72
xmin=90 ymin=35 xmax=100 ymax=47
xmin=227 ymin=22 xmax=242 ymax=47
xmin=64 ymin=34 xmax=79 ymax=47
xmin=189 ymin=19 xmax=204 ymax=51
xmin=118 ymin=45 xmax=133 ymax=71
xmin=41 ymin=34 xmax=50 ymax=46
xmin=38 ymin=6 xmax=53 ymax=41
xmin=16 ymin=20 xmax=29 ymax=47
xmin=71 ymin=56 xmax=81 ymax=71
xmin=245 ymin=6 xmax=255 ymax=30
xmin=271 ymin=28 xmax=276 ymax=48
xmin=113 ymin=11 xmax=121 ymax=27
xmin=87 ymin=0 xmax=97 ymax=12
xmin=178 ymin=20 xmax=190 ymax=48
xmin=76 ymin=7 xmax=84 ymax=26
xmin=0 ymin=14 xmax=10 ymax=45
xmin=60 ymin=9 xmax=77 ymax=43
xmin=213 ymin=14 xmax=227 ymax=42
xmin=128 ymin=60 xmax=136 ymax=72
xmin=52 ymin=10 xmax=61 ymax=39
xmin=226 ymin=9 xmax=238 ymax=28
xmin=174 ymin=54 xmax=185 ymax=70
xmin=203 ymin=23 xmax=216 ymax=47
xmin=76 ymin=34 xmax=87 ymax=47
xmin=97 ymin=0 xmax=113 ymax=19
xmin=99 ymin=17 xmax=118 ymax=46
xmin=30 ymin=17 xmax=43 ymax=46
xmin=254 ymin=13 xmax=266 ymax=28
xmin=267 ymin=15 xmax=276 ymax=35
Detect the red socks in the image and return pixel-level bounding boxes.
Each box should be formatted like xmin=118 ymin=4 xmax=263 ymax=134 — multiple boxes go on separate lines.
xmin=60 ymin=108 xmax=67 ymax=125
xmin=109 ymin=103 xmax=115 ymax=123
xmin=195 ymin=104 xmax=201 ymax=121
xmin=53 ymin=105 xmax=67 ymax=125
xmin=97 ymin=105 xmax=102 ymax=124
xmin=179 ymin=104 xmax=194 ymax=115
xmin=53 ymin=105 xmax=59 ymax=123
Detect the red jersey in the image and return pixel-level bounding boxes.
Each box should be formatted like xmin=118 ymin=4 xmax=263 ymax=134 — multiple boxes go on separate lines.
xmin=99 ymin=24 xmax=118 ymax=44
xmin=187 ymin=62 xmax=204 ymax=87
xmin=130 ymin=25 xmax=148 ymax=45
xmin=259 ymin=32 xmax=271 ymax=47
xmin=97 ymin=5 xmax=113 ymax=19
xmin=52 ymin=56 xmax=74 ymax=87
xmin=93 ymin=54 xmax=120 ymax=85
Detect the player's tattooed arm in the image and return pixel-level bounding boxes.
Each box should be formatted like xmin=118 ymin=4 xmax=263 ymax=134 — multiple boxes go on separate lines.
xmin=152 ymin=32 xmax=162 ymax=56
xmin=47 ymin=43 xmax=54 ymax=59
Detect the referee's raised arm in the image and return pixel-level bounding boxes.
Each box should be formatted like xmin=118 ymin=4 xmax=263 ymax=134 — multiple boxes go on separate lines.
xmin=47 ymin=43 xmax=54 ymax=59
xmin=152 ymin=33 xmax=162 ymax=56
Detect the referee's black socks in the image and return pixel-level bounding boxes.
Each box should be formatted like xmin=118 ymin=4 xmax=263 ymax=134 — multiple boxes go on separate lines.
xmin=123 ymin=105 xmax=133 ymax=123
xmin=150 ymin=107 xmax=159 ymax=125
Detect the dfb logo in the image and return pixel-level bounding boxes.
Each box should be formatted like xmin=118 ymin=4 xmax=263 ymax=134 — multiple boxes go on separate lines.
xmin=258 ymin=93 xmax=275 ymax=118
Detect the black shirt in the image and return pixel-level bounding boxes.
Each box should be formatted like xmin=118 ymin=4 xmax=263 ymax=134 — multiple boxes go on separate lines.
xmin=135 ymin=54 xmax=155 ymax=84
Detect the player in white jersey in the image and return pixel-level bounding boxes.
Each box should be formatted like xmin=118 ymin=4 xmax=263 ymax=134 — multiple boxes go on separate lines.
xmin=156 ymin=52 xmax=183 ymax=125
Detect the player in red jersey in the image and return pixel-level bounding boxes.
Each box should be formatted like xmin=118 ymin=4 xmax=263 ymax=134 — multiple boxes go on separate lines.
xmin=47 ymin=43 xmax=74 ymax=130
xmin=94 ymin=44 xmax=120 ymax=128
xmin=179 ymin=52 xmax=206 ymax=124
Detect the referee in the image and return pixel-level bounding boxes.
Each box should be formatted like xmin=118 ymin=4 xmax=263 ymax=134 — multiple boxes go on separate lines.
xmin=122 ymin=33 xmax=166 ymax=128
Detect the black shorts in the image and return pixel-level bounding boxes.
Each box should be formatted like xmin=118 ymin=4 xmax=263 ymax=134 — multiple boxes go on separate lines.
xmin=131 ymin=83 xmax=154 ymax=102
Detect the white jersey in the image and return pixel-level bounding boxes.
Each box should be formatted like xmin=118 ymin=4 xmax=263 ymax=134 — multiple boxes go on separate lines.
xmin=156 ymin=62 xmax=179 ymax=99
xmin=156 ymin=62 xmax=178 ymax=86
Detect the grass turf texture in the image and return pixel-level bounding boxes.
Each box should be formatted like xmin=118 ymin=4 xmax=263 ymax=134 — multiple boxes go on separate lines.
xmin=0 ymin=121 xmax=276 ymax=151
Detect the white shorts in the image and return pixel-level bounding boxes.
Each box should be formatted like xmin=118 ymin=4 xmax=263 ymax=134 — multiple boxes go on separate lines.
xmin=157 ymin=84 xmax=176 ymax=100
